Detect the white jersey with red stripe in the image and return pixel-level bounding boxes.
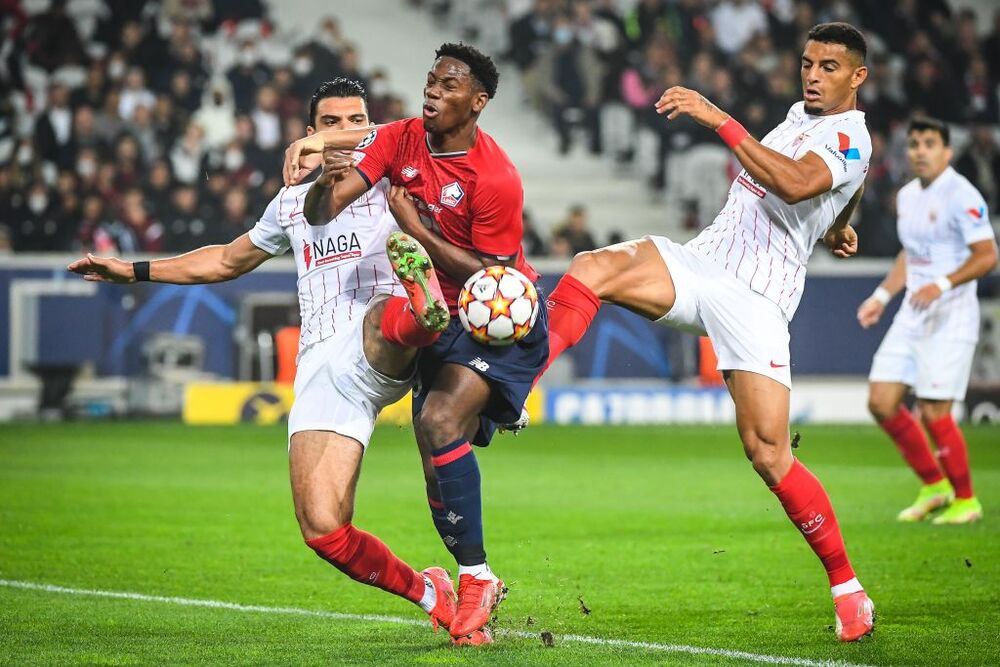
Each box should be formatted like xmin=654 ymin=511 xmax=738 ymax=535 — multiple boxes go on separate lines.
xmin=687 ymin=102 xmax=871 ymax=320
xmin=892 ymin=166 xmax=993 ymax=342
xmin=248 ymin=178 xmax=405 ymax=353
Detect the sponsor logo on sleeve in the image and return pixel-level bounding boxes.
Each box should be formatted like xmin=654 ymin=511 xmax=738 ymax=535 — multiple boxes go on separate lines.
xmin=968 ymin=205 xmax=986 ymax=222
xmin=837 ymin=132 xmax=861 ymax=160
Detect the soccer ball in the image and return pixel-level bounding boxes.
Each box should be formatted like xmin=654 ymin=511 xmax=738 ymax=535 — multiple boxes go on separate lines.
xmin=458 ymin=266 xmax=539 ymax=346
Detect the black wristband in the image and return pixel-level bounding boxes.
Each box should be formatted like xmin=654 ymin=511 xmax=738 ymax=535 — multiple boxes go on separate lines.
xmin=133 ymin=261 xmax=151 ymax=282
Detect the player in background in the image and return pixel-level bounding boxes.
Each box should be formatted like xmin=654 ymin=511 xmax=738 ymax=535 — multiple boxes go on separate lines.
xmin=532 ymin=23 xmax=874 ymax=641
xmin=858 ymin=116 xmax=996 ymax=525
xmin=67 ymin=79 xmax=467 ymax=639
xmin=283 ymin=43 xmax=543 ymax=644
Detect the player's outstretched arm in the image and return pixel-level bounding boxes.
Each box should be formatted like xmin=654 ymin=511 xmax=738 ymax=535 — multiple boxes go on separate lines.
xmin=67 ymin=234 xmax=272 ymax=285
xmin=283 ymin=127 xmax=378 ymax=187
xmin=655 ymin=86 xmax=833 ymax=204
xmin=910 ymin=239 xmax=998 ymax=310
xmin=857 ymin=250 xmax=906 ymax=328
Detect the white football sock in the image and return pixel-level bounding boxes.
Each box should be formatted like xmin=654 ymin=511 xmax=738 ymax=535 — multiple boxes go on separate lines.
xmin=831 ymin=577 xmax=864 ymax=599
xmin=417 ymin=575 xmax=437 ymax=613
xmin=458 ymin=562 xmax=497 ymax=582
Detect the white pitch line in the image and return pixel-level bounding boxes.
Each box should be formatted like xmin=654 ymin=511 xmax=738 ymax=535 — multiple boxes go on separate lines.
xmin=1 ymin=579 xmax=871 ymax=667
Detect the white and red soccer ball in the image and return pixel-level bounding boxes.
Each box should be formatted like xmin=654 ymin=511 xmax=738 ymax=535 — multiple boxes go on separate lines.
xmin=458 ymin=266 xmax=539 ymax=346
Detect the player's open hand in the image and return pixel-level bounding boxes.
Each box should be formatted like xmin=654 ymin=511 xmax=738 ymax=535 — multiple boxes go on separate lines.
xmin=654 ymin=86 xmax=728 ymax=129
xmin=316 ymin=148 xmax=356 ymax=187
xmin=823 ymin=225 xmax=858 ymax=258
xmin=67 ymin=253 xmax=135 ymax=283
xmin=387 ymin=185 xmax=422 ymax=235
xmin=909 ymin=283 xmax=943 ymax=310
xmin=283 ymin=134 xmax=326 ymax=186
xmin=856 ymin=297 xmax=884 ymax=329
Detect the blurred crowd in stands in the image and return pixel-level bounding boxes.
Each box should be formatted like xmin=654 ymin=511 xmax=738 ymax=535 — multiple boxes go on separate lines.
xmin=0 ymin=0 xmax=408 ymax=253
xmin=2 ymin=0 xmax=999 ymax=259
xmin=432 ymin=0 xmax=1000 ymax=257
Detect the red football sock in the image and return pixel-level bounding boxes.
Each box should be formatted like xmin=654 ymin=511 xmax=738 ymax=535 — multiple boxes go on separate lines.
xmin=306 ymin=523 xmax=424 ymax=603
xmin=926 ymin=415 xmax=974 ymax=499
xmin=380 ymin=295 xmax=441 ymax=348
xmin=537 ymin=274 xmax=601 ymax=380
xmin=770 ymin=459 xmax=856 ymax=588
xmin=879 ymin=406 xmax=945 ymax=485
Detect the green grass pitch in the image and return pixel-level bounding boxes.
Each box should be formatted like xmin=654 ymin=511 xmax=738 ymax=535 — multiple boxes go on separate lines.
xmin=1 ymin=422 xmax=998 ymax=665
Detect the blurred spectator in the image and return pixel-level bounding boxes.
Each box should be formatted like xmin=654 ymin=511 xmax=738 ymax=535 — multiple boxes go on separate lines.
xmin=34 ymin=84 xmax=75 ymax=169
xmin=710 ymin=0 xmax=769 ymax=56
xmin=193 ymin=81 xmax=237 ymax=150
xmin=251 ymin=85 xmax=282 ymax=151
xmin=956 ymin=126 xmax=1000 ymax=212
xmin=24 ymin=0 xmax=87 ymax=72
xmin=538 ymin=12 xmax=603 ymax=154
xmin=552 ymin=204 xmax=598 ymax=255
xmin=522 ymin=209 xmax=547 ymax=257
xmin=119 ymin=68 xmax=157 ymax=121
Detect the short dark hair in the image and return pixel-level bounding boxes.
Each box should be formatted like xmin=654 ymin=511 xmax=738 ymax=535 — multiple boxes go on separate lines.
xmin=435 ymin=42 xmax=499 ymax=98
xmin=806 ymin=22 xmax=867 ymax=63
xmin=308 ymin=78 xmax=367 ymax=125
xmin=908 ymin=116 xmax=950 ymax=146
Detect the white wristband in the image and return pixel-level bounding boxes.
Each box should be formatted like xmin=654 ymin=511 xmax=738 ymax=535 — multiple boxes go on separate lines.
xmin=871 ymin=286 xmax=891 ymax=306
xmin=934 ymin=276 xmax=953 ymax=293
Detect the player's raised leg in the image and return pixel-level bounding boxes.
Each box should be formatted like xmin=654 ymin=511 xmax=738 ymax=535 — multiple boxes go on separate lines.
xmin=916 ymin=399 xmax=983 ymax=525
xmin=290 ymin=430 xmax=457 ymax=632
xmin=542 ymin=238 xmax=677 ymax=375
xmin=413 ymin=364 xmax=506 ymax=641
xmin=868 ymin=382 xmax=953 ymax=521
xmin=379 ymin=232 xmax=450 ymax=349
xmin=727 ymin=370 xmax=873 ymax=641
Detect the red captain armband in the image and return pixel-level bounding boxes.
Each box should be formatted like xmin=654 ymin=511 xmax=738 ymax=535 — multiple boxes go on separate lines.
xmin=716 ymin=117 xmax=749 ymax=149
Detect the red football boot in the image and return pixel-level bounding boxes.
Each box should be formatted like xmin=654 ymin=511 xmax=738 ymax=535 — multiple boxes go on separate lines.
xmin=834 ymin=590 xmax=875 ymax=641
xmin=451 ymin=627 xmax=494 ymax=646
xmin=386 ymin=231 xmax=449 ymax=332
xmin=449 ymin=574 xmax=507 ymax=639
xmin=422 ymin=566 xmax=457 ymax=632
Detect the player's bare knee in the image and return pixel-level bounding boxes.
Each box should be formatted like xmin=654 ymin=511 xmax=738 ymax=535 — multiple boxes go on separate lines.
xmin=297 ymin=504 xmax=352 ymax=541
xmin=741 ymin=429 xmax=790 ymax=480
xmin=916 ymin=400 xmax=950 ymax=425
xmin=415 ymin=404 xmax=463 ymax=446
xmin=867 ymin=396 xmax=895 ymax=422
xmin=567 ymin=250 xmax=611 ymax=298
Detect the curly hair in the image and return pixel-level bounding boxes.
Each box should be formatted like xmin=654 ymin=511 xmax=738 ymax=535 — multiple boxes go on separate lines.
xmin=435 ymin=42 xmax=499 ymax=99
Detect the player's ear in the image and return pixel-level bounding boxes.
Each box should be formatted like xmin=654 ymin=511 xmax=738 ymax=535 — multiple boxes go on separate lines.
xmin=472 ymin=92 xmax=489 ymax=114
xmin=306 ymin=125 xmax=315 ymax=136
xmin=850 ymin=65 xmax=868 ymax=90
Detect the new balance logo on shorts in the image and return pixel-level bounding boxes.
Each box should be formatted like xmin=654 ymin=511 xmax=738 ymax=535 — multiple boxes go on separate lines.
xmin=446 ymin=511 xmax=463 ymax=525
xmin=469 ymin=357 xmax=490 ymax=372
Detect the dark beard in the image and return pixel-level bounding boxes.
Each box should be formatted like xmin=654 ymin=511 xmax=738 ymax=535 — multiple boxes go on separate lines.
xmin=803 ymin=102 xmax=825 ymax=115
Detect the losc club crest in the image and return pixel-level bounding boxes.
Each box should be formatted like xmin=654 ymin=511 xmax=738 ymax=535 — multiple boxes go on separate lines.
xmin=440 ymin=181 xmax=465 ymax=208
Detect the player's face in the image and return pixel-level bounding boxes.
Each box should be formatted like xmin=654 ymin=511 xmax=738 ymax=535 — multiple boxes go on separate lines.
xmin=423 ymin=57 xmax=488 ymax=133
xmin=906 ymin=129 xmax=952 ymax=182
xmin=307 ymin=96 xmax=370 ymax=134
xmin=800 ymin=40 xmax=867 ymax=115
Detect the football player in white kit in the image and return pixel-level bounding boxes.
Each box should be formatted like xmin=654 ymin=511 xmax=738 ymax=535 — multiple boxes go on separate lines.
xmin=858 ymin=116 xmax=997 ymax=525
xmin=67 ymin=79 xmax=466 ymax=638
xmin=537 ymin=23 xmax=875 ymax=641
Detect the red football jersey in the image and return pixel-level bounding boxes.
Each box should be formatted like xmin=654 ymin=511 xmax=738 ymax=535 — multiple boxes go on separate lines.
xmin=354 ymin=118 xmax=538 ymax=309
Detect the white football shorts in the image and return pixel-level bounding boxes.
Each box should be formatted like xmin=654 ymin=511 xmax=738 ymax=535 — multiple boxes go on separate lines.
xmin=288 ymin=295 xmax=413 ymax=449
xmin=868 ymin=317 xmax=976 ymax=401
xmin=648 ymin=235 xmax=792 ymax=389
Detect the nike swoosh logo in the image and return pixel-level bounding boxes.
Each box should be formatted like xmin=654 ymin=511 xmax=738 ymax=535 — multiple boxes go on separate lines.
xmin=290 ymin=211 xmax=302 ymax=218
xmin=770 ymin=361 xmax=788 ymax=368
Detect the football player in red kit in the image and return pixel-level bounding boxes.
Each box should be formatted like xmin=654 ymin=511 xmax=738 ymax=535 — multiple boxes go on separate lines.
xmin=283 ymin=43 xmax=546 ymax=645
